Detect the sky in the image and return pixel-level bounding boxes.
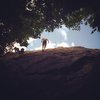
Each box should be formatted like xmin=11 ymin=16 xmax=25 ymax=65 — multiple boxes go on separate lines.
xmin=14 ymin=24 xmax=100 ymax=51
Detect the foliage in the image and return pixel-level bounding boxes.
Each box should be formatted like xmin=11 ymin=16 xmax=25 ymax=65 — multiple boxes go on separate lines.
xmin=0 ymin=0 xmax=100 ymax=53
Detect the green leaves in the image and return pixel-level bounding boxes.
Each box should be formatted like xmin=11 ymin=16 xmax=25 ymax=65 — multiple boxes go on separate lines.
xmin=0 ymin=0 xmax=100 ymax=54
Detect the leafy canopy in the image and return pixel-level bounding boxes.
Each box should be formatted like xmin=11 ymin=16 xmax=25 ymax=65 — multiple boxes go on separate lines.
xmin=0 ymin=0 xmax=100 ymax=53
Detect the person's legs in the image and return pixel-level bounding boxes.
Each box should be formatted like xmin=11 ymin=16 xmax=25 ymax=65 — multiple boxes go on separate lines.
xmin=44 ymin=44 xmax=46 ymax=50
xmin=42 ymin=41 xmax=45 ymax=51
xmin=42 ymin=43 xmax=45 ymax=51
xmin=44 ymin=41 xmax=47 ymax=50
xmin=42 ymin=45 xmax=44 ymax=51
xmin=42 ymin=40 xmax=48 ymax=51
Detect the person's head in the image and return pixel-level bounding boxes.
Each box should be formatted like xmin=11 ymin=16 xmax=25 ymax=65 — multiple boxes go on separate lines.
xmin=21 ymin=48 xmax=24 ymax=52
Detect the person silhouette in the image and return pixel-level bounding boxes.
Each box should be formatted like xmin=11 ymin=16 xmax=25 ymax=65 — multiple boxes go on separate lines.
xmin=41 ymin=38 xmax=49 ymax=51
xmin=20 ymin=48 xmax=24 ymax=55
xmin=14 ymin=47 xmax=19 ymax=54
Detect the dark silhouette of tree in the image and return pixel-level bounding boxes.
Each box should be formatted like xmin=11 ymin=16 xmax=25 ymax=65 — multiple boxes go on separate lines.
xmin=0 ymin=0 xmax=100 ymax=54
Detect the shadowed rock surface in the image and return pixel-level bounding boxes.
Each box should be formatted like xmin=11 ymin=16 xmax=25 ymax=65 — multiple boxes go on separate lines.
xmin=0 ymin=47 xmax=100 ymax=100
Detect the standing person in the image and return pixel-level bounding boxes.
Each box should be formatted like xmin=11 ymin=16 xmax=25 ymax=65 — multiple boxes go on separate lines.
xmin=41 ymin=38 xmax=49 ymax=51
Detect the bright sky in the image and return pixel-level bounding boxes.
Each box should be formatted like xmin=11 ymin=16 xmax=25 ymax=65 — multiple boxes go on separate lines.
xmin=14 ymin=24 xmax=100 ymax=51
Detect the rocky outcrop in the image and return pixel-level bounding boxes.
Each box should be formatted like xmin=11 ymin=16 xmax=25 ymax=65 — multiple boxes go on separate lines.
xmin=0 ymin=47 xmax=100 ymax=100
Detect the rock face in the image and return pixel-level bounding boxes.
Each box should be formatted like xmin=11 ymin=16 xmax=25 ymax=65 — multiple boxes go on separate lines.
xmin=0 ymin=47 xmax=100 ymax=100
